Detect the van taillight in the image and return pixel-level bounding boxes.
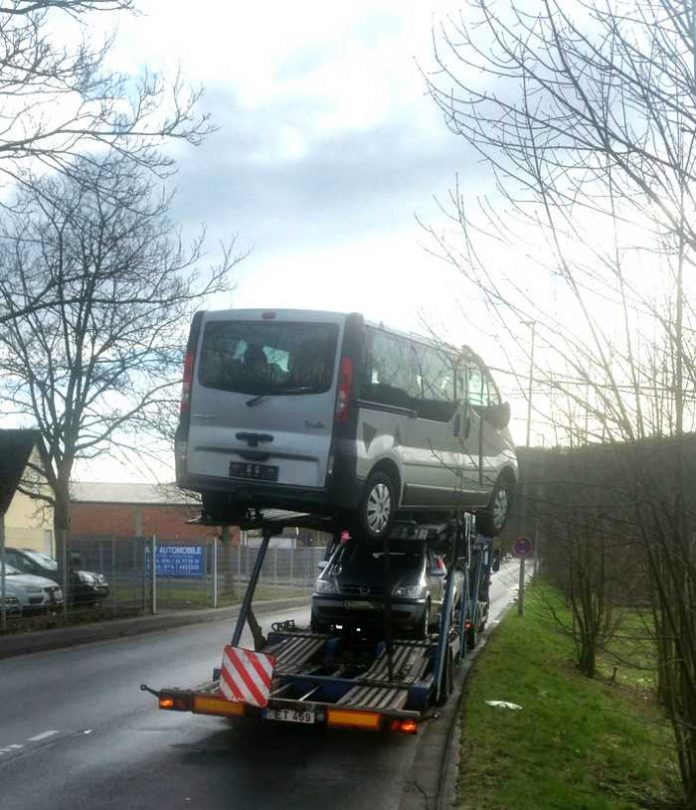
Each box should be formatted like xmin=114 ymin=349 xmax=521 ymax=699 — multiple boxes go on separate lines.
xmin=335 ymin=357 xmax=354 ymax=423
xmin=180 ymin=350 xmax=194 ymax=413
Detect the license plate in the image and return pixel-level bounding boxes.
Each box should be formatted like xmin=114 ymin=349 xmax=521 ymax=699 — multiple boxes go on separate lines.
xmin=229 ymin=462 xmax=278 ymax=482
xmin=344 ymin=600 xmax=375 ymax=610
xmin=265 ymin=708 xmax=315 ymax=724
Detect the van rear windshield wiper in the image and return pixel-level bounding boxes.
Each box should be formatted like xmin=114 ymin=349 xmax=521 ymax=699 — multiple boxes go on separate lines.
xmin=245 ymin=386 xmax=324 ymax=407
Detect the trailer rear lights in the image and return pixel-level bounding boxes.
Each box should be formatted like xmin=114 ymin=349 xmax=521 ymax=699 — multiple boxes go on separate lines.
xmin=326 ymin=709 xmax=381 ymax=731
xmin=390 ymin=719 xmax=418 ymax=735
xmin=159 ymin=694 xmax=190 ymax=711
xmin=194 ymin=695 xmax=245 ymax=717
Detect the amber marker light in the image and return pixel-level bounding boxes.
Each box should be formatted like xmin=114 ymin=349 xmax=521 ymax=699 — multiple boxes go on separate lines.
xmin=194 ymin=696 xmax=245 ymax=717
xmin=326 ymin=709 xmax=382 ymax=731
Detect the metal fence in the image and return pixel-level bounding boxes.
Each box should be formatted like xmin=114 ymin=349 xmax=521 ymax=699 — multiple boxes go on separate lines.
xmin=64 ymin=535 xmax=326 ymax=616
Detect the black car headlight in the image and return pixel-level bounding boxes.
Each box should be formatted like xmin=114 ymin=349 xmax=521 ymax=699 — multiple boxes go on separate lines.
xmin=393 ymin=584 xmax=427 ymax=599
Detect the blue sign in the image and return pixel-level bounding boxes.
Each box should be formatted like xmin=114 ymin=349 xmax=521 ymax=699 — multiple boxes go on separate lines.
xmin=155 ymin=544 xmax=204 ymax=578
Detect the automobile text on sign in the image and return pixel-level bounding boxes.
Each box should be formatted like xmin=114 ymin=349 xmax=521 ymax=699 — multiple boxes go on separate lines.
xmin=513 ymin=537 xmax=533 ymax=558
xmin=155 ymin=545 xmax=204 ymax=578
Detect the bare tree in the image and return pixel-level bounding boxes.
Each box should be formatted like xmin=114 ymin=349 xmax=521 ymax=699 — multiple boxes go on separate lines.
xmin=425 ymin=0 xmax=696 ymax=800
xmin=0 ymin=0 xmax=215 ymax=323
xmin=0 ymin=152 xmax=241 ymax=558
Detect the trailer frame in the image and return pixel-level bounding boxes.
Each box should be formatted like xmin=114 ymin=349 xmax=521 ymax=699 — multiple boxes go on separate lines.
xmin=141 ymin=509 xmax=494 ymax=734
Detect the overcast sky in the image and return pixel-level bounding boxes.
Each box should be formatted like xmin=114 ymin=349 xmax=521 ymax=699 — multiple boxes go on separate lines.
xmin=80 ymin=0 xmax=525 ymax=482
xmin=103 ymin=1 xmax=490 ymax=336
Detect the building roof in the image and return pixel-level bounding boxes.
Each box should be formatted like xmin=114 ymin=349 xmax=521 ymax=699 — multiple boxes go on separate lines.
xmin=0 ymin=429 xmax=43 ymax=516
xmin=70 ymin=481 xmax=198 ymax=506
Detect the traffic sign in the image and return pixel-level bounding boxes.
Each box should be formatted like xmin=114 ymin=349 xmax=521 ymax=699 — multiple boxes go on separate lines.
xmin=513 ymin=537 xmax=533 ymax=558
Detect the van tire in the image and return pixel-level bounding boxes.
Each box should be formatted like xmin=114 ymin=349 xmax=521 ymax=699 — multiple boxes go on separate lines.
xmin=357 ymin=470 xmax=396 ymax=539
xmin=201 ymin=492 xmax=245 ymax=525
xmin=476 ymin=476 xmax=513 ymax=537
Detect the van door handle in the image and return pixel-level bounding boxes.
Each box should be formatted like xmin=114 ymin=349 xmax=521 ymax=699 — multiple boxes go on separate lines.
xmin=236 ymin=432 xmax=274 ymax=447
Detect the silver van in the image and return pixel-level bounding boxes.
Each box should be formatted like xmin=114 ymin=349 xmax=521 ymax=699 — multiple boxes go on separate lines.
xmin=175 ymin=309 xmax=517 ymax=538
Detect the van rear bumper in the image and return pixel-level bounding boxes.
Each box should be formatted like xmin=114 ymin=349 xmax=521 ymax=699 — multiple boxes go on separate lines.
xmin=178 ymin=472 xmax=363 ymax=518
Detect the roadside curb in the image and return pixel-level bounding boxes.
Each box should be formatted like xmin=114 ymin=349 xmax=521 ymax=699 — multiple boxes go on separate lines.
xmin=0 ymin=596 xmax=309 ymax=660
xmin=398 ymin=605 xmax=513 ymax=810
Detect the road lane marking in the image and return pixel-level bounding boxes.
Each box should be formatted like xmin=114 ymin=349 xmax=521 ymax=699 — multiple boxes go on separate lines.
xmin=28 ymin=730 xmax=59 ymax=742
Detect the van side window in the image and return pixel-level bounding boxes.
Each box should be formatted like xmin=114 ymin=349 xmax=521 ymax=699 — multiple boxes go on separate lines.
xmin=361 ymin=328 xmax=415 ymax=410
xmin=484 ymin=369 xmax=501 ymax=406
xmin=466 ymin=364 xmax=489 ymax=407
xmin=412 ymin=344 xmax=457 ymax=422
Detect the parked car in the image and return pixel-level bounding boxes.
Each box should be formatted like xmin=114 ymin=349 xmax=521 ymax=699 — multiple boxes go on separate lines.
xmin=0 ymin=563 xmax=63 ymax=615
xmin=175 ymin=308 xmax=518 ymax=538
xmin=310 ymin=539 xmax=463 ymax=638
xmin=4 ymin=548 xmax=109 ymax=607
xmin=0 ymin=591 xmax=22 ymax=618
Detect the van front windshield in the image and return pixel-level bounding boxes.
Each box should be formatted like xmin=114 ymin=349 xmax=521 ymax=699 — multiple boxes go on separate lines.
xmin=198 ymin=320 xmax=340 ymax=396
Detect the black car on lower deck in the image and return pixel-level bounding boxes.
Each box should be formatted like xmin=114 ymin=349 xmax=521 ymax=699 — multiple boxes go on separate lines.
xmin=4 ymin=548 xmax=109 ymax=607
xmin=310 ymin=538 xmax=461 ymax=639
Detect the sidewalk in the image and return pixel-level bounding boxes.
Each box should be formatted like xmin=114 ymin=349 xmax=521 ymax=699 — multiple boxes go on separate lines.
xmin=0 ymin=595 xmax=309 ymax=659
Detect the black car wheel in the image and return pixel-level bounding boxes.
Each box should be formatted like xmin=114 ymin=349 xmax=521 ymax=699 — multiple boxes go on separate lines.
xmin=310 ymin=612 xmax=330 ymax=633
xmin=413 ymin=599 xmax=431 ymax=640
xmin=476 ymin=476 xmax=514 ymax=537
xmin=466 ymin=620 xmax=478 ymax=650
xmin=358 ymin=470 xmax=396 ymax=539
xmin=435 ymin=648 xmax=454 ymax=706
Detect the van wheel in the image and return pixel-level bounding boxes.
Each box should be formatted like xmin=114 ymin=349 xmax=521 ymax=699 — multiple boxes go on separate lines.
xmin=476 ymin=477 xmax=513 ymax=537
xmin=358 ymin=470 xmax=396 ymax=539
xmin=202 ymin=492 xmax=244 ymax=525
xmin=310 ymin=613 xmax=330 ymax=634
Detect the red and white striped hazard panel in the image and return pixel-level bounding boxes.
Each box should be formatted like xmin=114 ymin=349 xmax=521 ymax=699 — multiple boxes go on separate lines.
xmin=219 ymin=646 xmax=276 ymax=708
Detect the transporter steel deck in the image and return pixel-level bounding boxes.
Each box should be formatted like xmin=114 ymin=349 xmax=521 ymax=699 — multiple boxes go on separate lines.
xmin=141 ymin=512 xmax=494 ymax=734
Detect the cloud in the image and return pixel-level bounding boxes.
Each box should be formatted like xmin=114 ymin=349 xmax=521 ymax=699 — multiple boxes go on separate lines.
xmin=169 ymin=85 xmax=480 ymax=254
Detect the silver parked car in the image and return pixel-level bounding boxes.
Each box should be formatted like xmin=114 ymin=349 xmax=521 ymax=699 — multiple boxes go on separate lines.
xmin=175 ymin=309 xmax=518 ymax=538
xmin=0 ymin=563 xmax=63 ymax=615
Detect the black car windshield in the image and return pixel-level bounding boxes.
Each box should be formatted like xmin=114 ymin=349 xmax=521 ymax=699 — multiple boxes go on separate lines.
xmin=198 ymin=320 xmax=339 ymax=396
xmin=21 ymin=550 xmax=58 ymax=571
xmin=328 ymin=545 xmax=423 ymax=579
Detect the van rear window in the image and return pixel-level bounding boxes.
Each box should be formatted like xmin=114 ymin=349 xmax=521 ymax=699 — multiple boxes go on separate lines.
xmin=198 ymin=321 xmax=339 ymax=396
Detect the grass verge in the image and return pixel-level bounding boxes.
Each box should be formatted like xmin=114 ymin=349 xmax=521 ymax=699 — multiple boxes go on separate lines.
xmin=457 ymin=582 xmax=680 ymax=809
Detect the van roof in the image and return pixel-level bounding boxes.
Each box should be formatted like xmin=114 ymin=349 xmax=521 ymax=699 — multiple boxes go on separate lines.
xmin=201 ymin=308 xmax=482 ymax=364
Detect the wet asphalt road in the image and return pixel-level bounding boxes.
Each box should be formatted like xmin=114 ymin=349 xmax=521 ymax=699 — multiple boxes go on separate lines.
xmin=0 ymin=562 xmax=522 ymax=810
